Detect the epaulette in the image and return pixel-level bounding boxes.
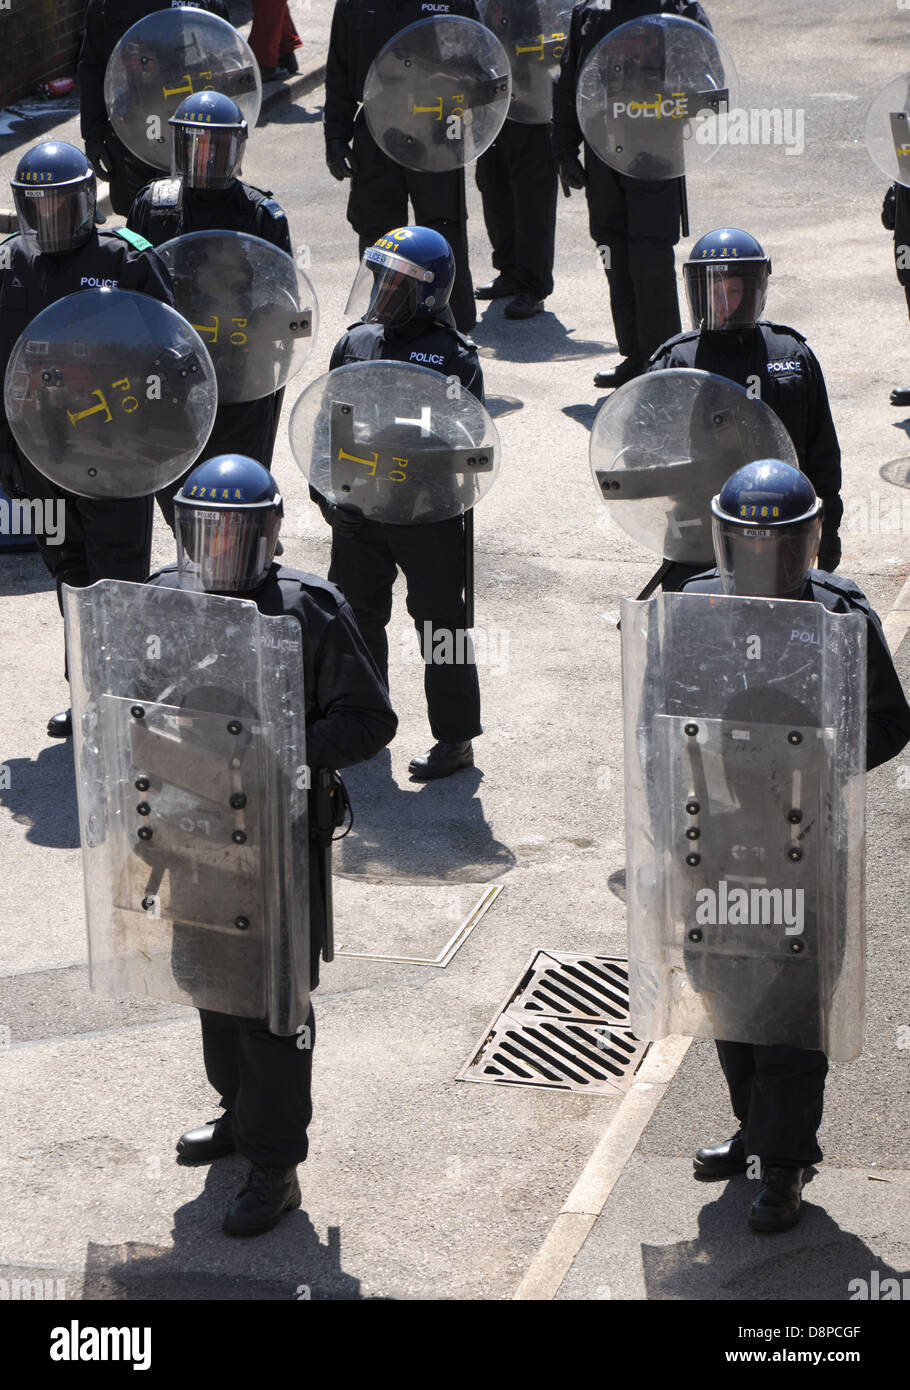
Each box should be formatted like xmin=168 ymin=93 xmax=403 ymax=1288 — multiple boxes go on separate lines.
xmin=111 ymin=226 xmax=153 ymax=252
xmin=276 ymin=567 xmax=346 ymax=607
xmin=758 ymin=321 xmax=809 ymax=344
xmin=808 ymin=570 xmax=872 ymax=616
xmin=244 ymin=183 xmax=286 ymax=220
xmin=647 ymin=328 xmax=700 ymax=365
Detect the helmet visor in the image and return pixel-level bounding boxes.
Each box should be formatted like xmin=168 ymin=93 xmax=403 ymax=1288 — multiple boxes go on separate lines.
xmin=175 ymin=499 xmax=281 ymax=592
xmin=711 ymin=507 xmax=822 ymax=599
xmin=345 ymin=245 xmax=432 ymax=325
xmin=170 ymin=123 xmax=246 ymax=189
xmin=684 ymin=260 xmax=769 ymax=331
xmin=12 ymin=178 xmax=95 ymax=254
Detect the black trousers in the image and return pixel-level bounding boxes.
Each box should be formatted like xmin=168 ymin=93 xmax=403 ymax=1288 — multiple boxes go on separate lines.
xmin=348 ymin=117 xmax=476 ymax=333
xmin=200 ymin=1002 xmax=316 ymax=1169
xmin=716 ymin=1040 xmax=828 ymax=1169
xmin=105 ymin=132 xmax=159 ymax=218
xmin=584 ymin=147 xmax=682 ymax=364
xmin=328 ymin=515 xmax=481 ymax=743
xmin=475 ymin=121 xmax=558 ymax=300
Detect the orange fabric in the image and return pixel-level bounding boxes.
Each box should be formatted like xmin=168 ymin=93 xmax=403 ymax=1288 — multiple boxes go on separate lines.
xmin=248 ymin=0 xmax=302 ymax=68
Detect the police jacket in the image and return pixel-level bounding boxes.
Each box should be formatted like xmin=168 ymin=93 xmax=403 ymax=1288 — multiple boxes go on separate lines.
xmin=886 ymin=184 xmax=910 ymax=288
xmin=324 ymin=0 xmax=481 ymax=145
xmin=79 ymin=0 xmax=231 ymax=144
xmin=0 ymin=228 xmax=174 ymax=459
xmin=680 ymin=569 xmax=910 ymax=772
xmin=552 ymin=0 xmax=712 ymax=165
xmin=127 ymin=179 xmax=292 ymax=254
xmin=329 ymin=315 xmax=484 ymax=398
xmin=649 ymin=323 xmax=844 ymax=555
xmin=148 ymin=563 xmax=398 ymax=984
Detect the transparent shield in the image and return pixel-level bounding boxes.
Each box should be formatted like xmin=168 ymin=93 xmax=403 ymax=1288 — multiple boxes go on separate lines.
xmin=63 ymin=578 xmax=310 ymax=1035
xmin=363 ymin=16 xmax=512 ymax=172
xmin=289 ymin=359 xmax=500 ymax=524
xmin=590 ymin=368 xmax=799 ymax=565
xmin=865 ymin=73 xmax=910 ymax=189
xmin=3 ymin=289 xmax=217 ymax=499
xmin=577 ymin=15 xmax=736 ymax=179
xmin=622 ymin=591 xmax=866 ymax=1060
xmin=480 ymin=0 xmax=573 ymax=124
xmin=155 ymin=231 xmax=318 ymax=403
xmin=104 ymin=9 xmax=262 ymax=171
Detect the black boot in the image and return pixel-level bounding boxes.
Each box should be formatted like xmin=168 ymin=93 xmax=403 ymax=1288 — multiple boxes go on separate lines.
xmin=693 ymin=1133 xmax=747 ymax=1180
xmin=593 ymin=358 xmax=643 ymax=390
xmin=176 ymin=1114 xmax=236 ymax=1163
xmin=890 ymin=386 xmax=910 ymax=406
xmin=748 ymin=1166 xmax=804 ymax=1233
xmin=223 ymin=1165 xmax=301 ymax=1237
xmin=46 ymin=709 xmax=72 ymax=739
xmin=408 ymin=740 xmax=474 ymax=780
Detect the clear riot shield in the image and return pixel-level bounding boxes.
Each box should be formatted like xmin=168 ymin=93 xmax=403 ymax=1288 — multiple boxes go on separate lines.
xmin=3 ymin=289 xmax=217 ymax=500
xmin=363 ymin=16 xmax=512 ymax=172
xmin=289 ymin=360 xmax=500 ymax=524
xmin=480 ymin=0 xmax=572 ymax=124
xmin=104 ymin=9 xmax=262 ymax=171
xmin=64 ymin=579 xmax=310 ymax=1035
xmin=155 ymin=232 xmax=318 ymax=404
xmin=621 ymin=591 xmax=866 ymax=1060
xmin=577 ymin=15 xmax=735 ymax=180
xmin=865 ymin=73 xmax=910 ymax=188
xmin=590 ymin=369 xmax=799 ymax=565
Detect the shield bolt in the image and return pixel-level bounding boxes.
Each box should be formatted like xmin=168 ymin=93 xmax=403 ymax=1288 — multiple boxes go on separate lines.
xmin=135 ymin=777 xmax=150 ymax=791
xmin=131 ymin=705 xmax=145 ymax=719
xmin=230 ymin=793 xmax=247 ymax=809
xmin=685 ymin=852 xmax=701 ymax=867
xmin=684 ymin=723 xmax=699 ymax=737
xmin=787 ymin=848 xmax=802 ymax=862
xmin=141 ymin=897 xmax=155 ymax=911
xmin=790 ymin=940 xmax=804 ymax=953
xmin=227 ymin=720 xmax=243 ymax=734
xmin=232 ymin=830 xmax=247 ymax=844
xmin=787 ymin=810 xmax=802 ymax=824
xmin=137 ymin=826 xmax=153 ymax=841
xmin=688 ymin=928 xmax=703 ymax=942
xmin=136 ymin=802 xmax=151 ymax=816
xmin=686 ymin=827 xmax=700 ymax=840
xmin=686 ymin=800 xmax=699 ymax=815
xmin=234 ymin=916 xmax=250 ymax=931
xmin=787 ymin=731 xmax=802 ymax=745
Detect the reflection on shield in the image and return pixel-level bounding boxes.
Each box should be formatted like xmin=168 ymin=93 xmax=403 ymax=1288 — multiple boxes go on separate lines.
xmin=289 ymin=360 xmax=501 ymax=525
xmin=2 ymin=288 xmax=217 ymax=499
xmin=480 ymin=0 xmax=573 ymax=124
xmin=577 ymin=15 xmax=735 ymax=179
xmin=155 ymin=231 xmax=318 ymax=403
xmin=865 ymin=73 xmax=910 ymax=189
xmin=63 ymin=579 xmax=310 ymax=1035
xmin=363 ymin=16 xmax=512 ymax=172
xmin=622 ymin=591 xmax=866 ymax=1060
xmin=104 ymin=9 xmax=262 ymax=171
xmin=590 ymin=369 xmax=799 ymax=565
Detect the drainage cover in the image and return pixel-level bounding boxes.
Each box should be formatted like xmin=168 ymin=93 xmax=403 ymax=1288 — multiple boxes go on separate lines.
xmin=458 ymin=950 xmax=649 ymax=1095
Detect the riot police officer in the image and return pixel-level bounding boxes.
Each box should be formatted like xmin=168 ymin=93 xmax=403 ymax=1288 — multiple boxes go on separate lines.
xmin=882 ymin=182 xmax=910 ymax=406
xmin=0 ymin=142 xmax=174 ymax=739
xmin=150 ymin=454 xmax=397 ymax=1236
xmin=552 ymin=0 xmax=712 ymax=387
xmin=649 ymin=227 xmax=845 ymax=585
xmin=324 ymin=0 xmax=480 ymax=334
xmin=78 ymin=0 xmax=232 ymax=217
xmin=313 ymin=225 xmax=483 ymax=779
xmin=681 ymin=461 xmax=910 ymax=1232
xmin=127 ymin=90 xmax=294 ymax=528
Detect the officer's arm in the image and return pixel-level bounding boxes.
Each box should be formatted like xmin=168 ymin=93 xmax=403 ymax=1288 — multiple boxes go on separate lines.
xmin=673 ymin=2 xmax=714 ymax=33
xmin=551 ymin=5 xmax=585 ymax=165
xmin=324 ymin=1 xmax=358 ymax=144
xmin=804 ymin=350 xmax=843 ymax=562
xmin=258 ymin=206 xmax=293 ymax=257
xmin=207 ymin=0 xmax=232 ymax=20
xmin=121 ymin=249 xmax=177 ymax=309
xmin=457 ymin=348 xmax=484 ymax=405
xmin=864 ymin=613 xmax=910 ymax=771
xmin=306 ymin=600 xmax=398 ymax=771
xmin=78 ymin=1 xmax=110 ymax=142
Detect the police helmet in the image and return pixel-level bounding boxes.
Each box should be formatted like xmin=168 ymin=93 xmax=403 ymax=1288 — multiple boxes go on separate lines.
xmin=711 ymin=459 xmax=822 ymax=599
xmin=174 ymin=455 xmax=282 ymax=593
xmin=684 ymin=228 xmax=772 ymax=332
xmin=169 ymin=91 xmax=248 ymax=190
xmin=11 ymin=143 xmax=96 ymax=254
xmin=345 ymin=225 xmax=456 ymax=327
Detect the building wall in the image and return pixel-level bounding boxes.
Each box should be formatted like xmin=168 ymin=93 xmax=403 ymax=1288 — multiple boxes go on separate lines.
xmin=0 ymin=0 xmax=88 ymax=108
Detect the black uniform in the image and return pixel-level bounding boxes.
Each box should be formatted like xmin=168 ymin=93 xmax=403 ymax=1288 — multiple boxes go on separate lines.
xmin=324 ymin=0 xmax=479 ymax=333
xmin=680 ymin=566 xmax=910 ymax=1168
xmin=149 ymin=562 xmax=398 ymax=1167
xmin=475 ymin=121 xmax=558 ymax=302
xmin=649 ymin=322 xmax=844 ymax=573
xmin=552 ymin=0 xmax=711 ymax=364
xmin=128 ymin=177 xmax=294 ymax=527
xmin=321 ymin=316 xmax=483 ymax=742
xmin=883 ymin=182 xmax=910 ymax=316
xmin=0 ymin=229 xmax=174 ymax=612
xmin=78 ymin=0 xmax=231 ymax=216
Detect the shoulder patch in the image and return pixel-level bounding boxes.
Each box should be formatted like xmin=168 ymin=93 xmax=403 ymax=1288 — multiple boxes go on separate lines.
xmin=150 ymin=178 xmax=182 ymax=209
xmin=260 ymin=197 xmax=286 ymax=221
xmin=760 ymin=321 xmax=808 ymax=345
xmin=112 ymin=226 xmax=153 ymax=252
xmin=648 ymin=329 xmax=698 ymax=364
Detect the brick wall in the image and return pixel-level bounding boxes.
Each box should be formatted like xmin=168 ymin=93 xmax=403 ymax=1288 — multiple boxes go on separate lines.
xmin=0 ymin=0 xmax=88 ymax=108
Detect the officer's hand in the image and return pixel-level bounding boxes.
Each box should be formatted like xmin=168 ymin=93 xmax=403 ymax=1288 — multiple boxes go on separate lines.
xmin=329 ymin=502 xmax=364 ymax=537
xmin=85 ymin=139 xmax=113 ymax=181
xmin=882 ymin=184 xmax=897 ymax=232
xmin=817 ymin=537 xmax=841 ymax=573
xmin=326 ymin=139 xmax=359 ymax=181
xmin=559 ymin=157 xmax=587 ymax=197
xmin=0 ymin=450 xmax=21 ymax=497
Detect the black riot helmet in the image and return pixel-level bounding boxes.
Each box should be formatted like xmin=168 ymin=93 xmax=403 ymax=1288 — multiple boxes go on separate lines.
xmin=169 ymin=91 xmax=248 ymax=190
xmin=174 ymin=455 xmax=283 ymax=593
xmin=11 ymin=143 xmax=96 ymax=254
xmin=711 ymin=460 xmax=823 ymax=600
xmin=684 ymin=228 xmax=772 ymax=332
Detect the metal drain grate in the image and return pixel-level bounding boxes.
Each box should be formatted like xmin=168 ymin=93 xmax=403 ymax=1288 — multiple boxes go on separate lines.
xmin=457 ymin=950 xmax=650 ymax=1095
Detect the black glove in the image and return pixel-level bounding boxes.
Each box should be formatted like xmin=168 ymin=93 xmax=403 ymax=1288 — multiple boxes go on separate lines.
xmin=558 ymin=157 xmax=587 ymax=197
xmin=882 ymin=184 xmax=897 ymax=232
xmin=326 ymin=139 xmax=359 ymax=181
xmin=817 ymin=535 xmax=841 ymax=572
xmin=85 ymin=138 xmax=113 ymax=182
xmin=0 ymin=449 xmax=21 ymax=497
xmin=325 ymin=500 xmax=364 ymax=537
